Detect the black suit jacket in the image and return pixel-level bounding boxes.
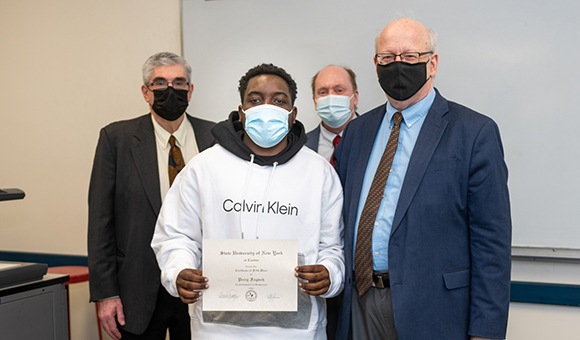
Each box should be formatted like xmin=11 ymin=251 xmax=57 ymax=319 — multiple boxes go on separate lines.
xmin=87 ymin=113 xmax=215 ymax=334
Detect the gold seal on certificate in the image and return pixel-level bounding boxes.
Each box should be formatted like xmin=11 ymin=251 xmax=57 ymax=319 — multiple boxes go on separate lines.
xmin=202 ymin=239 xmax=298 ymax=312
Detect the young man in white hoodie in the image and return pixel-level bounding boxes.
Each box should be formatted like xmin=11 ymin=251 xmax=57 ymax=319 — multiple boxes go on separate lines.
xmin=151 ymin=63 xmax=345 ymax=340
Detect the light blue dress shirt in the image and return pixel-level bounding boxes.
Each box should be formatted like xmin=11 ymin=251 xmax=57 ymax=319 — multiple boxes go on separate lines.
xmin=354 ymin=89 xmax=436 ymax=271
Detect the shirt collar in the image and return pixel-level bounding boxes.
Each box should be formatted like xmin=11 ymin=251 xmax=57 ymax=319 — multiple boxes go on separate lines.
xmin=386 ymin=88 xmax=436 ymax=128
xmin=151 ymin=115 xmax=189 ymax=148
xmin=319 ymin=123 xmax=335 ymax=143
xmin=319 ymin=112 xmax=358 ymax=140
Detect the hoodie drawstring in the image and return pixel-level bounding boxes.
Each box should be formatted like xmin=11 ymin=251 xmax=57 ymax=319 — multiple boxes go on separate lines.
xmin=239 ymin=156 xmax=278 ymax=239
xmin=256 ymin=161 xmax=278 ymax=239
xmin=239 ymin=154 xmax=255 ymax=239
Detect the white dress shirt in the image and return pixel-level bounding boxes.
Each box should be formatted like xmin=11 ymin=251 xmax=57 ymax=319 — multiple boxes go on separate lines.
xmin=151 ymin=115 xmax=199 ymax=201
xmin=317 ymin=123 xmax=343 ymax=162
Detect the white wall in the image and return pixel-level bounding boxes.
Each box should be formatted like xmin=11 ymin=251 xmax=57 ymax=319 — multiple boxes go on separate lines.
xmin=0 ymin=0 xmax=182 ymax=255
xmin=508 ymin=303 xmax=580 ymax=340
xmin=507 ymin=260 xmax=580 ymax=339
xmin=0 ymin=1 xmax=181 ymax=339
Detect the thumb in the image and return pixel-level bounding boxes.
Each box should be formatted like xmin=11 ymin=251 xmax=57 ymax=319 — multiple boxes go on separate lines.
xmin=116 ymin=303 xmax=126 ymax=326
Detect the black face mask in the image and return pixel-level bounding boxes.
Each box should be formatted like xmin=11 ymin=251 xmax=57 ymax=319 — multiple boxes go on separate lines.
xmin=152 ymin=86 xmax=189 ymax=121
xmin=377 ymin=61 xmax=429 ymax=101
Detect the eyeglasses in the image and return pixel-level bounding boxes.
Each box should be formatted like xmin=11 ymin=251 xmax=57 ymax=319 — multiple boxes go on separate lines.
xmin=375 ymin=51 xmax=433 ymax=65
xmin=147 ymin=77 xmax=190 ymax=91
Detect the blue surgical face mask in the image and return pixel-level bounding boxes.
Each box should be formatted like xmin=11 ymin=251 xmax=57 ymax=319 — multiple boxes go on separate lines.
xmin=315 ymin=94 xmax=354 ymax=128
xmin=242 ymin=104 xmax=293 ymax=148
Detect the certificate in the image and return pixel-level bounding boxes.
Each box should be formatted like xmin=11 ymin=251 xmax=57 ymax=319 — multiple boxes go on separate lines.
xmin=202 ymin=239 xmax=297 ymax=312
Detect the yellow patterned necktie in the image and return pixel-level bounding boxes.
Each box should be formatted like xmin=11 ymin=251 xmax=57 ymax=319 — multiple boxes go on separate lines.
xmin=168 ymin=135 xmax=185 ymax=186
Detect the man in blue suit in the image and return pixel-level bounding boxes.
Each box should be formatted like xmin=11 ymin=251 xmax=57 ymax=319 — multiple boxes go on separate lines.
xmin=334 ymin=19 xmax=511 ymax=340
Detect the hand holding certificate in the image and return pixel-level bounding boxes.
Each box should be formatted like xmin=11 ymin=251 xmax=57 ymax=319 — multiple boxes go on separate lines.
xmin=202 ymin=239 xmax=298 ymax=311
xmin=175 ymin=268 xmax=207 ymax=304
xmin=175 ymin=239 xmax=332 ymax=311
xmin=294 ymin=264 xmax=330 ymax=296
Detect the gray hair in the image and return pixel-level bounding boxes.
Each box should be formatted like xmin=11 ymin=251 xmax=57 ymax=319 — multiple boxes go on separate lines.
xmin=142 ymin=52 xmax=192 ymax=84
xmin=427 ymin=29 xmax=439 ymax=53
xmin=374 ymin=27 xmax=439 ymax=54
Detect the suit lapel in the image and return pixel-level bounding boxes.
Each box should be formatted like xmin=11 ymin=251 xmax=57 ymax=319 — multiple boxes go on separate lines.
xmin=347 ymin=105 xmax=387 ymax=230
xmin=391 ymin=92 xmax=449 ymax=235
xmin=132 ymin=116 xmax=162 ymax=215
xmin=188 ymin=114 xmax=215 ymax=152
xmin=305 ymin=125 xmax=321 ymax=151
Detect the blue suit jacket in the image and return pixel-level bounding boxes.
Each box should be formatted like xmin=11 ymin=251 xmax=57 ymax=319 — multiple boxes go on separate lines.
xmin=334 ymin=89 xmax=511 ymax=340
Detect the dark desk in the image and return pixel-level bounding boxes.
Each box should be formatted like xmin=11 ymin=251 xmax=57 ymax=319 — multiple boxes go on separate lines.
xmin=0 ymin=273 xmax=69 ymax=340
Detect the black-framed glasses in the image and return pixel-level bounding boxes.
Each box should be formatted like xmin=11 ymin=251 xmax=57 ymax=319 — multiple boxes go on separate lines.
xmin=147 ymin=77 xmax=190 ymax=91
xmin=375 ymin=51 xmax=433 ymax=65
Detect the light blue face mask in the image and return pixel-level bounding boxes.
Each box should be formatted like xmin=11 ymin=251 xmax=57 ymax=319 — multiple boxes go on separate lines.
xmin=315 ymin=94 xmax=354 ymax=128
xmin=243 ymin=104 xmax=292 ymax=148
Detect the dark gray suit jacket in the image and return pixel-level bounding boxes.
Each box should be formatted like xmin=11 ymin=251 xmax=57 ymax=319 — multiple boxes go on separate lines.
xmin=305 ymin=124 xmax=321 ymax=152
xmin=305 ymin=113 xmax=360 ymax=152
xmin=87 ymin=113 xmax=215 ymax=334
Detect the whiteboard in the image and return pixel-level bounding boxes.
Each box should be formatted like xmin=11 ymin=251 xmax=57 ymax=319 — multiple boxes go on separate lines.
xmin=182 ymin=0 xmax=580 ymax=249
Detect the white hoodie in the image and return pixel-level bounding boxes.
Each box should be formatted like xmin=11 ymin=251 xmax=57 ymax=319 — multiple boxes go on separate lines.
xmin=152 ymin=121 xmax=344 ymax=340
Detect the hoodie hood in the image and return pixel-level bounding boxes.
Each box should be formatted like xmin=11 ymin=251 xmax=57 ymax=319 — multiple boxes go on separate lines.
xmin=211 ymin=111 xmax=307 ymax=166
